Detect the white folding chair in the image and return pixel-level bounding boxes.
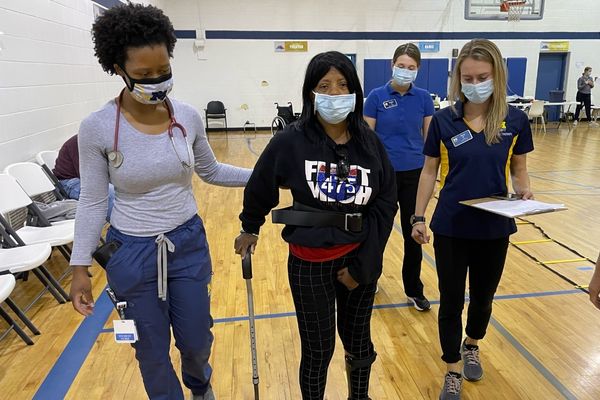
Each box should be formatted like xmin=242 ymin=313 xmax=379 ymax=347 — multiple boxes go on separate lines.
xmin=527 ymin=100 xmax=546 ymax=134
xmin=4 ymin=162 xmax=68 ymax=203
xmin=0 ymin=174 xmax=74 ymax=246
xmin=0 ymin=174 xmax=73 ymax=301
xmin=35 ymin=151 xmax=69 ymax=199
xmin=0 ymin=240 xmax=66 ymax=305
xmin=4 ymin=162 xmax=75 ymax=228
xmin=36 ymin=151 xmax=58 ymax=171
xmin=0 ymin=274 xmax=34 ymax=345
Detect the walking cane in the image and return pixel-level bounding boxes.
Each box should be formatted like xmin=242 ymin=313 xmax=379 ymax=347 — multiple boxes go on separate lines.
xmin=242 ymin=250 xmax=260 ymax=399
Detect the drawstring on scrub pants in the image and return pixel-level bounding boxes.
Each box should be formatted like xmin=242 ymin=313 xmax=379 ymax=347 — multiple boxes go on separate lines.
xmin=155 ymin=233 xmax=175 ymax=301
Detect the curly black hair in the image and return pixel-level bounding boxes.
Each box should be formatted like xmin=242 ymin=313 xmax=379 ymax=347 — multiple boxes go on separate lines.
xmin=91 ymin=2 xmax=177 ymax=75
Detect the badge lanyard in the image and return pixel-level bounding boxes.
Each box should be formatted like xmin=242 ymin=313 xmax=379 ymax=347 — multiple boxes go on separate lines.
xmin=106 ymin=287 xmax=138 ymax=343
xmin=108 ymin=91 xmax=193 ymax=170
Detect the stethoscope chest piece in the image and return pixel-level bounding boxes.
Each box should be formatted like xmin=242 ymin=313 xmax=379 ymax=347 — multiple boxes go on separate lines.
xmin=108 ymin=150 xmax=124 ymax=168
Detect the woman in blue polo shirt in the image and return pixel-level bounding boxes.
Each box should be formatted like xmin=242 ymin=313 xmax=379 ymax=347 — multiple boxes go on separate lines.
xmin=364 ymin=43 xmax=435 ymax=311
xmin=411 ymin=39 xmax=534 ymax=400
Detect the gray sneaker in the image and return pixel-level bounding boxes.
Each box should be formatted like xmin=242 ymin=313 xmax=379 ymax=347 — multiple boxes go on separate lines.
xmin=192 ymin=384 xmax=215 ymax=400
xmin=439 ymin=372 xmax=462 ymax=400
xmin=461 ymin=339 xmax=483 ymax=381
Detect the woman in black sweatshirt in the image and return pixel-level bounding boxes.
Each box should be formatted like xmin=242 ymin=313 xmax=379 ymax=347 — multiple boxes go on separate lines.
xmin=234 ymin=51 xmax=398 ymax=400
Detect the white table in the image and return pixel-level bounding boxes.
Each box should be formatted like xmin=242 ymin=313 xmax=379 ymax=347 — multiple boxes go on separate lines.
xmin=544 ymin=101 xmax=579 ymax=129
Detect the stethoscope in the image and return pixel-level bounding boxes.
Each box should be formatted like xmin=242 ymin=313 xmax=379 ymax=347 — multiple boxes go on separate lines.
xmin=108 ymin=90 xmax=194 ymax=170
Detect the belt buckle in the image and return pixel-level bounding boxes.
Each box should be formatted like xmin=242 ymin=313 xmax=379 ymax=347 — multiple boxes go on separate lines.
xmin=344 ymin=213 xmax=361 ymax=231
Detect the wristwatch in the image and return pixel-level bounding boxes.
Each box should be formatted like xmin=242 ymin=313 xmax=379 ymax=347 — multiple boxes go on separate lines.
xmin=410 ymin=215 xmax=426 ymax=225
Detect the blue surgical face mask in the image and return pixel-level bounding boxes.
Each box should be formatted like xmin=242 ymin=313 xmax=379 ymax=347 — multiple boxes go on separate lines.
xmin=313 ymin=92 xmax=356 ymax=124
xmin=461 ymin=79 xmax=494 ymax=104
xmin=121 ymin=67 xmax=174 ymax=104
xmin=392 ymin=66 xmax=418 ymax=86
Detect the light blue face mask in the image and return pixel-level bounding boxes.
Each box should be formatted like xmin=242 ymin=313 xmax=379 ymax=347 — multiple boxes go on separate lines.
xmin=392 ymin=66 xmax=418 ymax=86
xmin=313 ymin=92 xmax=356 ymax=124
xmin=461 ymin=79 xmax=494 ymax=104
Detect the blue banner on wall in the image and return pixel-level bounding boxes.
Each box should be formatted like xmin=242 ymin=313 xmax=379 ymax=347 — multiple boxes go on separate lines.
xmin=418 ymin=41 xmax=440 ymax=53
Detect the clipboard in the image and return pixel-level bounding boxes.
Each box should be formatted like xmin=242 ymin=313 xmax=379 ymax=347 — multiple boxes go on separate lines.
xmin=459 ymin=197 xmax=567 ymax=218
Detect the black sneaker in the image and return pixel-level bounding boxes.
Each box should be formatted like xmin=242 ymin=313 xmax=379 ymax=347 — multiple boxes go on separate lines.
xmin=407 ymin=296 xmax=431 ymax=311
xmin=439 ymin=372 xmax=462 ymax=400
xmin=461 ymin=339 xmax=483 ymax=381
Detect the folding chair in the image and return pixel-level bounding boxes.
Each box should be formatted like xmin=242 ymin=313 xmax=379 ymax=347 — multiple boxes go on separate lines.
xmin=36 ymin=150 xmax=68 ymax=199
xmin=527 ymin=100 xmax=547 ymax=134
xmin=5 ymin=161 xmax=68 ymax=204
xmin=0 ymin=274 xmax=35 ymax=345
xmin=4 ymin=163 xmax=75 ymax=262
xmin=0 ymin=235 xmax=65 ymax=305
xmin=0 ymin=174 xmax=73 ymax=301
xmin=0 ymin=243 xmax=52 ymax=338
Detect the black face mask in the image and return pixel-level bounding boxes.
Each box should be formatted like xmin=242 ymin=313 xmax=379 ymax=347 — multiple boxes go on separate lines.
xmin=119 ymin=65 xmax=172 ymax=91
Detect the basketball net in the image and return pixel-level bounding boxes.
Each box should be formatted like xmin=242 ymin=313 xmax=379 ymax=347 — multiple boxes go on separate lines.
xmin=501 ymin=0 xmax=527 ymax=22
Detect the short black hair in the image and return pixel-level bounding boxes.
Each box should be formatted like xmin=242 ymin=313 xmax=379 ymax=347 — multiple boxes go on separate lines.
xmin=299 ymin=51 xmax=374 ymax=153
xmin=91 ymin=2 xmax=177 ymax=75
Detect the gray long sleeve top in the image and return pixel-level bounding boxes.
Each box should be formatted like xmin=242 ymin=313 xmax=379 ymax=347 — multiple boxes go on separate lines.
xmin=70 ymin=98 xmax=252 ymax=266
xmin=578 ymin=75 xmax=594 ymax=94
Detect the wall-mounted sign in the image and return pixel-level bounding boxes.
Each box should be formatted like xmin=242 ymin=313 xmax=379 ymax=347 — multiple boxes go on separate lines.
xmin=418 ymin=41 xmax=440 ymax=53
xmin=540 ymin=41 xmax=569 ymax=52
xmin=274 ymin=41 xmax=308 ymax=52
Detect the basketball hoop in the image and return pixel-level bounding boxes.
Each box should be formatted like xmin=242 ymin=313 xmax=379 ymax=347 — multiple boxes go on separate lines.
xmin=500 ymin=0 xmax=527 ymax=22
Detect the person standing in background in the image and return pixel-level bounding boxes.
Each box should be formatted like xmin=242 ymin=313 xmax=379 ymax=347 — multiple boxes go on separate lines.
xmin=364 ymin=43 xmax=434 ymax=311
xmin=573 ymin=66 xmax=599 ymax=127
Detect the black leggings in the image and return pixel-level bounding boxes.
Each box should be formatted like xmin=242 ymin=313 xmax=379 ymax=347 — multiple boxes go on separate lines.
xmin=433 ymin=234 xmax=509 ymax=364
xmin=575 ymin=92 xmax=592 ymax=121
xmin=396 ymin=168 xmax=424 ymax=297
xmin=288 ymin=252 xmax=377 ymax=400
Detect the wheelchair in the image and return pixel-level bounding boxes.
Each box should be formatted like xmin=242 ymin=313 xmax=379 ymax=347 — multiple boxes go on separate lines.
xmin=271 ymin=102 xmax=300 ymax=135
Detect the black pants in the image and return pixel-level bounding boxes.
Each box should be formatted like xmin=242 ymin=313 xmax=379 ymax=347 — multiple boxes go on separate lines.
xmin=433 ymin=234 xmax=509 ymax=363
xmin=288 ymin=252 xmax=377 ymax=400
xmin=575 ymin=92 xmax=592 ymax=121
xmin=396 ymin=168 xmax=424 ymax=298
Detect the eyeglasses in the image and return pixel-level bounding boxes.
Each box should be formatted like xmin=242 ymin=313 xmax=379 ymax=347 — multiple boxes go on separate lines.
xmin=334 ymin=145 xmax=350 ymax=181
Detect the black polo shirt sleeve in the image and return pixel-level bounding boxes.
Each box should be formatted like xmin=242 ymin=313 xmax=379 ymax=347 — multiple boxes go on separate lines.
xmin=513 ymin=110 xmax=534 ymax=155
xmin=423 ymin=113 xmax=442 ymax=158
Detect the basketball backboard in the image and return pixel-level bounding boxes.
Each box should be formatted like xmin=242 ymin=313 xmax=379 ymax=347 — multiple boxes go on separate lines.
xmin=465 ymin=0 xmax=545 ymax=20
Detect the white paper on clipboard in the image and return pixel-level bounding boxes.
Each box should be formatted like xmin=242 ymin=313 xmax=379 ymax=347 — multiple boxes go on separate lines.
xmin=459 ymin=198 xmax=567 ymax=218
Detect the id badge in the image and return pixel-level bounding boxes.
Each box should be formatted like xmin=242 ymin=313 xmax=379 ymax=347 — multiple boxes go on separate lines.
xmin=451 ymin=130 xmax=473 ymax=147
xmin=113 ymin=319 xmax=138 ymax=343
xmin=383 ymin=99 xmax=398 ymax=109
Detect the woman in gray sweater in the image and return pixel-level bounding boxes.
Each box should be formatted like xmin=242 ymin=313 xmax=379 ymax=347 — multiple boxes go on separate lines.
xmin=574 ymin=66 xmax=598 ymax=127
xmin=69 ymin=4 xmax=251 ymax=400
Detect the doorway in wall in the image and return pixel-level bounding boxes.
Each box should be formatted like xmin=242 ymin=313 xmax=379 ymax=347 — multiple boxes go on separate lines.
xmin=535 ymin=52 xmax=568 ymax=121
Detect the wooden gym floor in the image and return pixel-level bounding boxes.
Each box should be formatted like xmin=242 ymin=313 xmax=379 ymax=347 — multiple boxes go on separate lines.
xmin=1 ymin=123 xmax=600 ymax=399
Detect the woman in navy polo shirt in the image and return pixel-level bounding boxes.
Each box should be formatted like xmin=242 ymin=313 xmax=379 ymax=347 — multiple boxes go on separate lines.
xmin=364 ymin=43 xmax=435 ymax=311
xmin=411 ymin=39 xmax=534 ymax=400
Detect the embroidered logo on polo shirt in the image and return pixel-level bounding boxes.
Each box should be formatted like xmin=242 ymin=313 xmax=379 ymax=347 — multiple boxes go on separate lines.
xmin=499 ymin=121 xmax=513 ymax=136
xmin=383 ymin=99 xmax=398 ymax=109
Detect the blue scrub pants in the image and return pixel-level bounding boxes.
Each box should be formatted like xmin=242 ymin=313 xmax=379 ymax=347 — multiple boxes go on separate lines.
xmin=105 ymin=215 xmax=213 ymax=400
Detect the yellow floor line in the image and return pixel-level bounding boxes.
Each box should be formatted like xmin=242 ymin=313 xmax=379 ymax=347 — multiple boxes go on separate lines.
xmin=511 ymin=239 xmax=554 ymax=245
xmin=538 ymin=258 xmax=588 ymax=265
